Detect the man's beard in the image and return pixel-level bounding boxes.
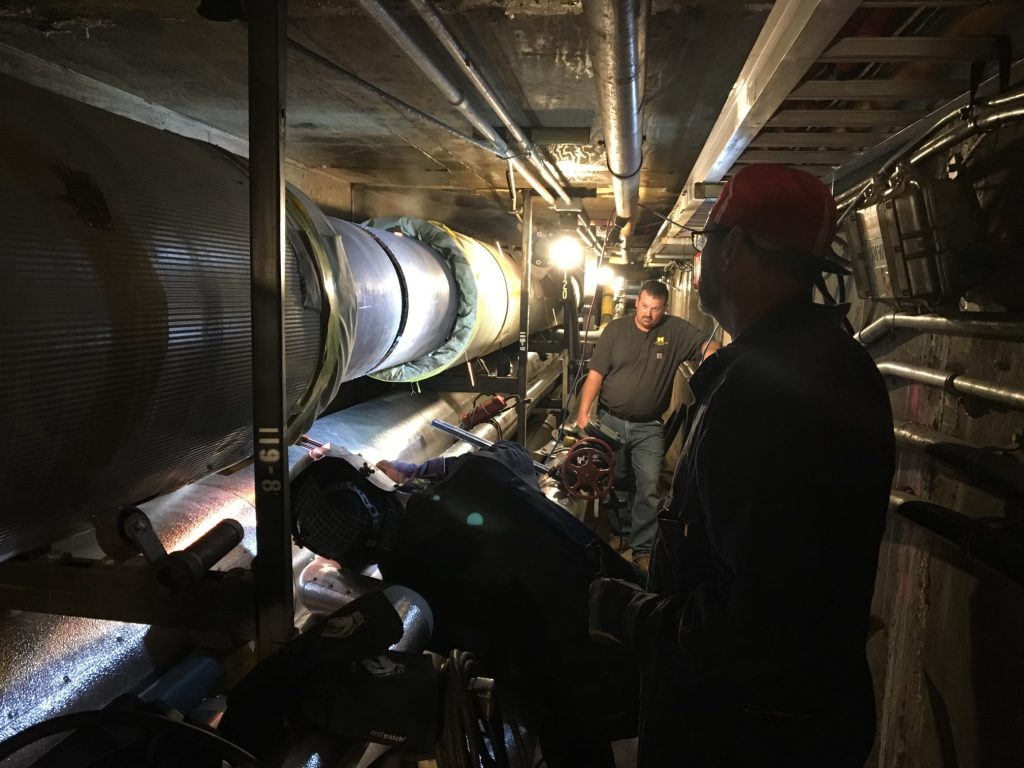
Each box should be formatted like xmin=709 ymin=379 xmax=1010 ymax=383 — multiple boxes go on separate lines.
xmin=697 ymin=266 xmax=724 ymax=319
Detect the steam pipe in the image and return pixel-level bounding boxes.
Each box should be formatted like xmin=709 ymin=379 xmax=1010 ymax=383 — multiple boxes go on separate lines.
xmin=0 ymin=355 xmax=562 ymax=743
xmin=836 ymin=96 xmax=1024 ymax=208
xmin=876 ymin=360 xmax=1024 ymax=411
xmin=909 ymin=105 xmax=1024 ymax=166
xmin=0 ymin=76 xmax=561 ymax=561
xmin=410 ymin=0 xmax=572 ymax=205
xmin=356 ymin=0 xmax=556 ymax=205
xmin=583 ymin=0 xmax=646 ymax=222
xmin=856 ymin=312 xmax=1024 ymax=347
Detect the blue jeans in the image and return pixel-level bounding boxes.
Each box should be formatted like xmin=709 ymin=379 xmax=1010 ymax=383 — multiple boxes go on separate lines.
xmin=598 ymin=409 xmax=664 ymax=557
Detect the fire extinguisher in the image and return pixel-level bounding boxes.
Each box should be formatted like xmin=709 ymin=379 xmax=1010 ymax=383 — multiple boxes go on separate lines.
xmin=461 ymin=395 xmax=507 ymax=429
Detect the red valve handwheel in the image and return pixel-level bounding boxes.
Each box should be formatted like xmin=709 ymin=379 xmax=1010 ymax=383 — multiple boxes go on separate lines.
xmin=562 ymin=436 xmax=614 ymax=501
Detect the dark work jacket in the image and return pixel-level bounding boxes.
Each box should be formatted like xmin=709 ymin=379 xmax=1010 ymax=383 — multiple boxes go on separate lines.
xmin=379 ymin=441 xmax=641 ymax=743
xmin=623 ymin=303 xmax=895 ymax=767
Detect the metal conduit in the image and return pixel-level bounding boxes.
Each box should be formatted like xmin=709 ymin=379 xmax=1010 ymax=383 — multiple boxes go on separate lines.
xmin=286 ymin=32 xmax=506 ymax=159
xmin=356 ymin=0 xmax=556 ymax=205
xmin=836 ymin=98 xmax=1024 ymax=209
xmin=583 ymin=0 xmax=646 ymax=222
xmin=857 ymin=312 xmax=1024 ymax=347
xmin=410 ymin=0 xmax=572 ymax=205
xmin=909 ymin=105 xmax=1024 ymax=166
xmin=876 ymin=360 xmax=1024 ymax=411
xmin=0 ymin=75 xmax=561 ymax=562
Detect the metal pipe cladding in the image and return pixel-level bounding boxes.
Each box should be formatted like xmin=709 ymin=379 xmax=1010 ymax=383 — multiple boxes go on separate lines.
xmin=0 ymin=74 xmax=561 ymax=562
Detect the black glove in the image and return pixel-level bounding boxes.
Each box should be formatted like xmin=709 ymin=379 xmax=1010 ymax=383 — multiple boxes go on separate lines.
xmin=589 ymin=577 xmax=644 ymax=644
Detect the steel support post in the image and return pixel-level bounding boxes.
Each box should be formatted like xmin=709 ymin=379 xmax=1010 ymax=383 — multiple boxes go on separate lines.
xmin=248 ymin=0 xmax=294 ymax=659
xmin=517 ymin=192 xmax=534 ymax=445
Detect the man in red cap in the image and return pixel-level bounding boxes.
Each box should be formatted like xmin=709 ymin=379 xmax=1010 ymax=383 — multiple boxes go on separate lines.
xmin=589 ymin=164 xmax=895 ymax=767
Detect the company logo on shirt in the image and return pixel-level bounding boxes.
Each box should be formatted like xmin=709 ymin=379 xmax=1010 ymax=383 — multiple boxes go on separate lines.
xmin=655 ymin=336 xmax=667 ymax=346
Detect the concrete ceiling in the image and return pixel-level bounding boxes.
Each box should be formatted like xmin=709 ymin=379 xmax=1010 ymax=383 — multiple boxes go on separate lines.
xmin=0 ymin=0 xmax=769 ymax=244
xmin=1 ymin=1 xmax=1022 ymax=253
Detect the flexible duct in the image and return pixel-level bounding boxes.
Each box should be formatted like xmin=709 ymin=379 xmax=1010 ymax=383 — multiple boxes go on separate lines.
xmin=583 ymin=0 xmax=647 ymax=222
xmin=0 ymin=74 xmax=560 ymax=562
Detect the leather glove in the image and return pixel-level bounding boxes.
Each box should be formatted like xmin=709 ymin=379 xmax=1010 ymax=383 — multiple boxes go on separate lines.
xmin=589 ymin=577 xmax=644 ymax=644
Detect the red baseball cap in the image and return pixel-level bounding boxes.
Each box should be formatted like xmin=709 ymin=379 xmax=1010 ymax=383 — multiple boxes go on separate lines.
xmin=693 ymin=164 xmax=846 ymax=274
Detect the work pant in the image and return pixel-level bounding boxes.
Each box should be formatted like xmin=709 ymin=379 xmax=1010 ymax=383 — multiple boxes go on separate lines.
xmin=598 ymin=409 xmax=664 ymax=556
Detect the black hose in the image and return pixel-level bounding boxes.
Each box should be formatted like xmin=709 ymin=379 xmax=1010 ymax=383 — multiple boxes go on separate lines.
xmin=892 ymin=500 xmax=1024 ymax=589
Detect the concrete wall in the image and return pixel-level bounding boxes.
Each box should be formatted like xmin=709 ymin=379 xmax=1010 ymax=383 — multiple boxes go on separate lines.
xmin=852 ymin=125 xmax=1024 ymax=768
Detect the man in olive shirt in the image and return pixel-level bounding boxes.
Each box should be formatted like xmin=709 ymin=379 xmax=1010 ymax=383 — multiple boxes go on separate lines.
xmin=576 ymin=280 xmax=714 ymax=570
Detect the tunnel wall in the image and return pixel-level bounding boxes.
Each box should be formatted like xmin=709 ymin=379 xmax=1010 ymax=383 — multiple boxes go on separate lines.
xmin=847 ymin=126 xmax=1024 ymax=768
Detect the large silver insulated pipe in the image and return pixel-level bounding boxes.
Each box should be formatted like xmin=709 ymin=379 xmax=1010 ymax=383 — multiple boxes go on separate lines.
xmin=583 ymin=0 xmax=647 ymax=222
xmin=0 ymin=353 xmax=562 ymax=743
xmin=0 ymin=74 xmax=560 ymax=562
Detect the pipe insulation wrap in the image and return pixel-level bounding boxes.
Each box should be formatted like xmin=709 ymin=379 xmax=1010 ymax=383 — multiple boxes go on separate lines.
xmin=366 ymin=216 xmax=561 ymax=382
xmin=325 ymin=218 xmax=459 ymax=379
xmin=583 ymin=0 xmax=646 ymax=221
xmin=0 ymin=74 xmax=322 ymax=560
xmin=0 ymin=74 xmax=561 ymax=562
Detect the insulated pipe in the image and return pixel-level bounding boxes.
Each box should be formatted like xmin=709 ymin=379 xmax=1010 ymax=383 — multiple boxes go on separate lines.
xmin=410 ymin=0 xmax=572 ymax=205
xmin=0 ymin=74 xmax=560 ymax=562
xmin=356 ymin=0 xmax=556 ymax=205
xmin=437 ymin=358 xmax=565 ymax=459
xmin=583 ymin=0 xmax=646 ymax=222
xmin=0 ymin=356 xmax=562 ymax=747
xmin=876 ymin=361 xmax=1024 ymax=411
xmin=363 ymin=217 xmax=562 ymax=383
xmin=856 ymin=312 xmax=1024 ymax=347
xmin=321 ymin=217 xmax=459 ymax=379
xmin=908 ymin=105 xmax=1024 ymax=166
